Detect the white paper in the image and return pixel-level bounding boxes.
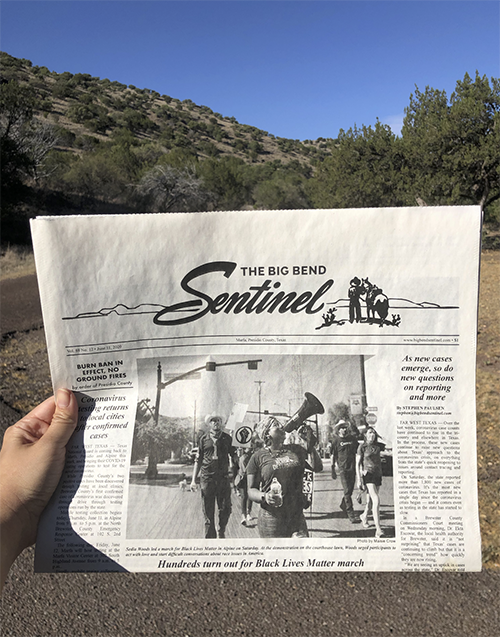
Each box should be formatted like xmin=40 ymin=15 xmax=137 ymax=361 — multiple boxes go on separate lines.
xmin=31 ymin=207 xmax=482 ymax=572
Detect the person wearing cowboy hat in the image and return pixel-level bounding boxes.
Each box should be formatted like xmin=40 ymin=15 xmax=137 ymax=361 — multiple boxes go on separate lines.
xmin=190 ymin=413 xmax=235 ymax=539
xmin=348 ymin=277 xmax=364 ymax=323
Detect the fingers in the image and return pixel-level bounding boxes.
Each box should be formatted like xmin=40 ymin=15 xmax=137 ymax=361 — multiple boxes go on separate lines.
xmin=11 ymin=396 xmax=58 ymax=441
xmin=42 ymin=389 xmax=78 ymax=447
xmin=23 ymin=395 xmax=58 ymax=424
xmin=12 ymin=390 xmax=77 ymax=446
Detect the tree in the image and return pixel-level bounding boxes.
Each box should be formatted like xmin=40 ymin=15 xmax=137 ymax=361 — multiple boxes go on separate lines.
xmin=401 ymin=86 xmax=450 ymax=206
xmin=253 ymin=173 xmax=311 ymax=210
xmin=136 ymin=164 xmax=212 ymax=212
xmin=58 ymin=138 xmax=146 ymax=205
xmin=66 ymin=102 xmax=113 ymax=133
xmin=402 ymin=72 xmax=500 ymax=216
xmin=308 ymin=122 xmax=407 ymax=209
xmin=23 ymin=119 xmax=60 ymax=182
xmin=1 ymin=81 xmax=35 ymax=209
xmin=1 ymin=137 xmax=31 ymax=206
xmin=61 ymin=150 xmax=131 ymax=204
xmin=0 ymin=81 xmax=35 ymax=138
xmin=1 ymin=81 xmax=59 ymax=183
xmin=199 ymin=156 xmax=251 ymax=210
xmin=132 ymin=402 xmax=192 ymax=474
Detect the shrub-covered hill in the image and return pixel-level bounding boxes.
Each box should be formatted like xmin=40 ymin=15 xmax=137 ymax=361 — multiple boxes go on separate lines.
xmin=0 ymin=52 xmax=329 ymax=167
xmin=1 ymin=51 xmax=334 ymax=241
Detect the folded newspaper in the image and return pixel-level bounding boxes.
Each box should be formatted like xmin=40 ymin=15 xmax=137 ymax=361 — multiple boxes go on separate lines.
xmin=31 ymin=207 xmax=482 ymax=572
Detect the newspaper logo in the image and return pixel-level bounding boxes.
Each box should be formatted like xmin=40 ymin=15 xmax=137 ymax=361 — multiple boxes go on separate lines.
xmin=62 ymin=261 xmax=334 ymax=327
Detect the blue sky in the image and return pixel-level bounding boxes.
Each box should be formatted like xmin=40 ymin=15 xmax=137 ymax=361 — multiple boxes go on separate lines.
xmin=1 ymin=1 xmax=498 ymax=140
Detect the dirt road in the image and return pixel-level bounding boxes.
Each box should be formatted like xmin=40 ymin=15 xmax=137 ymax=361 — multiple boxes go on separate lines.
xmin=0 ymin=274 xmax=42 ymax=336
xmin=1 ymin=258 xmax=499 ymax=637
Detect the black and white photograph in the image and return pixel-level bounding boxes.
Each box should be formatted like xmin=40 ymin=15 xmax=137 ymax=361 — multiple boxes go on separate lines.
xmin=127 ymin=354 xmax=395 ymax=540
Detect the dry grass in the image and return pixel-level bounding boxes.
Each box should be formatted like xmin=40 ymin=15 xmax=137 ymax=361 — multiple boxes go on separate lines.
xmin=0 ymin=245 xmax=36 ymax=281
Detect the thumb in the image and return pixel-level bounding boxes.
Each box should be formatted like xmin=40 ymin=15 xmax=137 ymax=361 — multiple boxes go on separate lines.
xmin=43 ymin=389 xmax=78 ymax=447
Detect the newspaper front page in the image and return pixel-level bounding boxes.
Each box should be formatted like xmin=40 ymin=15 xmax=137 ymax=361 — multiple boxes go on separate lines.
xmin=31 ymin=207 xmax=482 ymax=572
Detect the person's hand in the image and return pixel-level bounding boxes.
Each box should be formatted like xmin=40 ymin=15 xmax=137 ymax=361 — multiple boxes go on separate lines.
xmin=264 ymin=491 xmax=282 ymax=507
xmin=0 ymin=389 xmax=77 ymax=588
xmin=300 ymin=425 xmax=317 ymax=453
xmin=189 ymin=481 xmax=198 ymax=492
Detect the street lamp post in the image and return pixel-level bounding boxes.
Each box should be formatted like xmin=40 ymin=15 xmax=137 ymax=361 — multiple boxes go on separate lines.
xmin=254 ymin=380 xmax=265 ymax=421
xmin=145 ymin=362 xmax=163 ymax=479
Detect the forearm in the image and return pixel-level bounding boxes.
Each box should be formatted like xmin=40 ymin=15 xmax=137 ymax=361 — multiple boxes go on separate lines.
xmin=0 ymin=504 xmax=29 ymax=592
xmin=356 ymin=457 xmax=363 ymax=482
xmin=191 ymin=463 xmax=200 ymax=483
xmin=247 ymin=487 xmax=264 ymax=504
xmin=310 ymin=447 xmax=323 ymax=472
xmin=246 ymin=474 xmax=264 ymax=504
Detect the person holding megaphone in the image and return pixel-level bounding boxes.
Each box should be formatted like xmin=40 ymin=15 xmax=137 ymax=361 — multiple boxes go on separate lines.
xmin=247 ymin=394 xmax=324 ymax=538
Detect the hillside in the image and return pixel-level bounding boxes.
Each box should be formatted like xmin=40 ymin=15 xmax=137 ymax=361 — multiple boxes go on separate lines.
xmin=0 ymin=51 xmax=330 ymax=167
xmin=1 ymin=51 xmax=337 ymax=241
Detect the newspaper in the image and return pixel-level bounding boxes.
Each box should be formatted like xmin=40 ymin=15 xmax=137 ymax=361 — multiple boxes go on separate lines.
xmin=30 ymin=206 xmax=482 ymax=572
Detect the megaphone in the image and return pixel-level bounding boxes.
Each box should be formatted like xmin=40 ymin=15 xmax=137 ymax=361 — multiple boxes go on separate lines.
xmin=284 ymin=392 xmax=325 ymax=433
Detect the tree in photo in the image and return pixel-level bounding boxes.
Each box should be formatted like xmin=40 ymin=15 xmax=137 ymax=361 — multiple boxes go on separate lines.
xmin=253 ymin=172 xmax=311 ymax=210
xmin=132 ymin=400 xmax=192 ymax=478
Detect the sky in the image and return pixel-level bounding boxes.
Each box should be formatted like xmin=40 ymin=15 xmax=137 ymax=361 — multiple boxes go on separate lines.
xmin=1 ymin=1 xmax=499 ymax=140
xmin=136 ymin=353 xmax=368 ymax=436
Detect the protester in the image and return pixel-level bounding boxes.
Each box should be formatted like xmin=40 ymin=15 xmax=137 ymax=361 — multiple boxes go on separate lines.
xmin=247 ymin=416 xmax=323 ymax=538
xmin=0 ymin=389 xmax=78 ymax=592
xmin=330 ymin=419 xmax=361 ymax=524
xmin=356 ymin=426 xmax=386 ymax=538
xmin=190 ymin=414 xmax=234 ymax=539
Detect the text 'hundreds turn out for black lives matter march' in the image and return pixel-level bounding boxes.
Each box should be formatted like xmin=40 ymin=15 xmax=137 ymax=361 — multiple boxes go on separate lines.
xmin=31 ymin=206 xmax=481 ymax=573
